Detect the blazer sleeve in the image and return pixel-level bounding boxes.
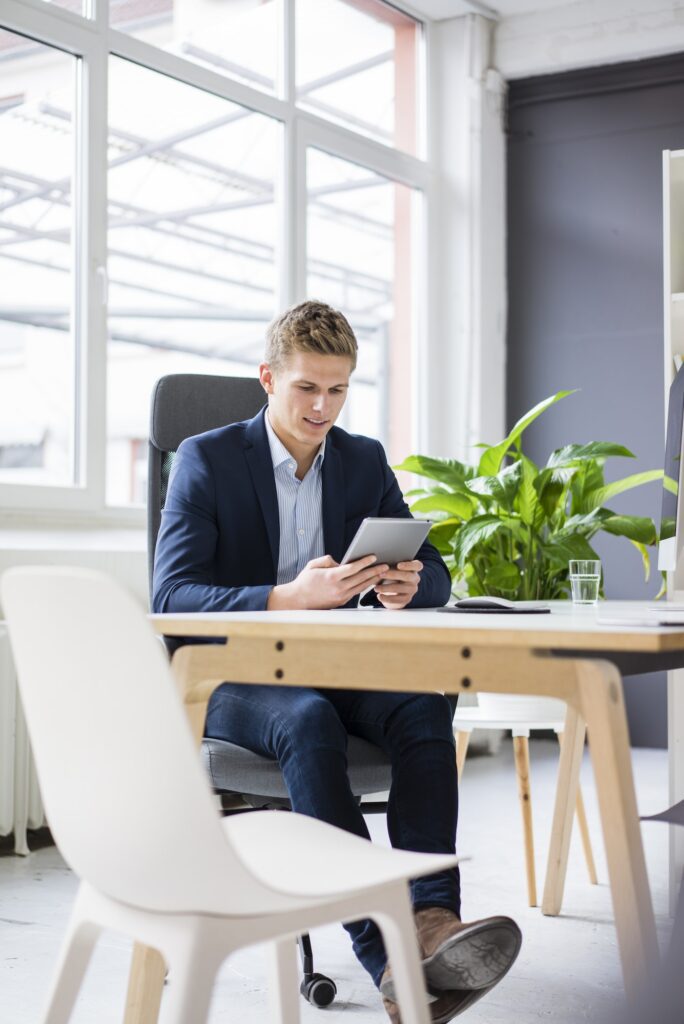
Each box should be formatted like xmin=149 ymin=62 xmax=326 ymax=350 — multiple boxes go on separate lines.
xmin=372 ymin=441 xmax=452 ymax=609
xmin=152 ymin=438 xmax=272 ymax=613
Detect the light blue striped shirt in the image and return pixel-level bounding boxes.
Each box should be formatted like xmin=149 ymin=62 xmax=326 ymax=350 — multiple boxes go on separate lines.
xmin=264 ymin=411 xmax=326 ymax=585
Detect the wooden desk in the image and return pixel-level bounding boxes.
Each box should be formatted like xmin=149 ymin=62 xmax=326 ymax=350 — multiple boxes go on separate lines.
xmin=127 ymin=602 xmax=684 ymax=1021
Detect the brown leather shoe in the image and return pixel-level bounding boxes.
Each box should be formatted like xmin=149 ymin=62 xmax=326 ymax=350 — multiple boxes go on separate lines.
xmin=380 ymin=907 xmax=521 ymax=1003
xmin=381 ymin=966 xmax=492 ymax=1023
xmin=415 ymin=906 xmax=521 ymax=993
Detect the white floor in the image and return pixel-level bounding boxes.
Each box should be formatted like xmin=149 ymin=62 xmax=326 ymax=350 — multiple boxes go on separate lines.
xmin=0 ymin=739 xmax=673 ymax=1023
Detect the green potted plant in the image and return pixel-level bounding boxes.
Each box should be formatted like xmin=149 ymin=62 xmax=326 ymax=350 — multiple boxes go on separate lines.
xmin=395 ymin=390 xmax=665 ymax=601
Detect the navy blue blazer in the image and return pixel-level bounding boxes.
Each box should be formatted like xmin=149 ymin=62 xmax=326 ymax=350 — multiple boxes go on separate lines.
xmin=152 ymin=407 xmax=451 ymax=613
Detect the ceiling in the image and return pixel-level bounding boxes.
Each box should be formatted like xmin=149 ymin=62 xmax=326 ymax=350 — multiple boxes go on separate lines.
xmin=407 ymin=0 xmax=575 ymax=19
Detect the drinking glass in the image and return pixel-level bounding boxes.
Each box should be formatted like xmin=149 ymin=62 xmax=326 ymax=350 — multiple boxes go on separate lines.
xmin=568 ymin=559 xmax=601 ymax=605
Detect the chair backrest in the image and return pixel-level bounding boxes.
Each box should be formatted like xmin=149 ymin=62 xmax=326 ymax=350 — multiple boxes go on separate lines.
xmin=0 ymin=565 xmax=297 ymax=915
xmin=147 ymin=374 xmax=265 ymax=600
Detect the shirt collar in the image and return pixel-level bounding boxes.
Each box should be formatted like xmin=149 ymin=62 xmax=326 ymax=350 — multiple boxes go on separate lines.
xmin=265 ymin=410 xmax=326 ymax=473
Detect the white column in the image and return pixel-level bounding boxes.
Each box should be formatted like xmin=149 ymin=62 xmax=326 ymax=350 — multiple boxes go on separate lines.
xmin=425 ymin=14 xmax=506 ymax=463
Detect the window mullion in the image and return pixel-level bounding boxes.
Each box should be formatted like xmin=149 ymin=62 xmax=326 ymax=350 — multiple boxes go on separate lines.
xmin=77 ymin=8 xmax=109 ymax=509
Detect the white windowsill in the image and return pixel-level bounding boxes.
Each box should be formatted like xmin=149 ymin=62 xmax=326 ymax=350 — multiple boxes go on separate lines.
xmin=0 ymin=525 xmax=146 ymax=553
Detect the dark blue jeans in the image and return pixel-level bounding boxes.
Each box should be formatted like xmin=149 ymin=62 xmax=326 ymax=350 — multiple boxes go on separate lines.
xmin=205 ymin=684 xmax=460 ymax=987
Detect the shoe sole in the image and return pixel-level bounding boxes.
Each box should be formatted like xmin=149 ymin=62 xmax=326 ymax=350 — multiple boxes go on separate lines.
xmin=423 ymin=918 xmax=522 ymax=993
xmin=380 ymin=918 xmax=522 ymax=1004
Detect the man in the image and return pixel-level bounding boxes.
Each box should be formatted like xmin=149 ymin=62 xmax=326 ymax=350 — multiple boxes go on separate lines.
xmin=153 ymin=300 xmax=521 ymax=1022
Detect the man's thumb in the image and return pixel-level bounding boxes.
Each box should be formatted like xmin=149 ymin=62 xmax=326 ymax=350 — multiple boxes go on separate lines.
xmin=307 ymin=555 xmax=337 ymax=568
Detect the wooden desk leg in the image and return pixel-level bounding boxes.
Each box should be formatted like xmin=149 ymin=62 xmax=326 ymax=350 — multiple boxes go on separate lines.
xmin=576 ymin=660 xmax=659 ymax=999
xmin=542 ymin=705 xmax=586 ymax=917
xmin=123 ymin=944 xmax=166 ymax=1024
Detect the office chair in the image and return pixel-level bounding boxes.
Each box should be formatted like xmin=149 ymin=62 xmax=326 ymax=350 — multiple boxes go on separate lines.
xmin=2 ymin=565 xmax=455 ymax=1024
xmin=148 ymin=373 xmax=396 ymax=1007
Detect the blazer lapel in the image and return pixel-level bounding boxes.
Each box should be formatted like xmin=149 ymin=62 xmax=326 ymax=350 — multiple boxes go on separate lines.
xmin=243 ymin=409 xmax=280 ymax=577
xmin=322 ymin=434 xmax=346 ymax=563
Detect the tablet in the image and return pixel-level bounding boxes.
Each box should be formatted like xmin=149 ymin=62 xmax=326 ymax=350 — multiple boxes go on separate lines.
xmin=340 ymin=517 xmax=432 ymax=567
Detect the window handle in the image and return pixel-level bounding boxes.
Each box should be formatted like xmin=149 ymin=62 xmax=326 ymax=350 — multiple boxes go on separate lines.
xmin=96 ymin=265 xmax=108 ymax=306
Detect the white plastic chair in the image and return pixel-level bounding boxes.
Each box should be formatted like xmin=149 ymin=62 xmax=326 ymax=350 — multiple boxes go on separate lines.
xmin=1 ymin=566 xmax=458 ymax=1024
xmin=454 ymin=694 xmax=597 ymax=908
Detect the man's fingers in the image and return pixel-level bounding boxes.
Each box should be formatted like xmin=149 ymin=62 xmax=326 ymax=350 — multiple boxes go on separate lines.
xmin=337 ymin=555 xmax=380 ymax=578
xmin=396 ymin=560 xmax=423 ymax=572
xmin=342 ymin=563 xmax=388 ymax=585
xmin=379 ymin=568 xmax=421 ymax=583
xmin=342 ymin=567 xmax=389 ymax=597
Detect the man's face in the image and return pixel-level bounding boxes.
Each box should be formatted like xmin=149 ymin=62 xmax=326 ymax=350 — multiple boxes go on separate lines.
xmin=259 ymin=350 xmax=353 ymax=455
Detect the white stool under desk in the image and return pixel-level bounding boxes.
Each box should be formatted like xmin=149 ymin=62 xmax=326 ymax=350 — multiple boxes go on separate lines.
xmin=453 ymin=695 xmax=598 ymax=907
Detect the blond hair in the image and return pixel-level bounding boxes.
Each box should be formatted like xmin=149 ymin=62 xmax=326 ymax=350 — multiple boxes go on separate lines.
xmin=265 ymin=300 xmax=358 ymax=372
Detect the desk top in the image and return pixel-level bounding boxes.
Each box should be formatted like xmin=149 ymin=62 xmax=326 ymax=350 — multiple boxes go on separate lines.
xmin=150 ymin=600 xmax=684 ymax=654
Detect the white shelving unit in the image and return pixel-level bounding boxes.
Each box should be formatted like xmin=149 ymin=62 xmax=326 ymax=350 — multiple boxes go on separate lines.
xmin=662 ymin=148 xmax=684 ymax=910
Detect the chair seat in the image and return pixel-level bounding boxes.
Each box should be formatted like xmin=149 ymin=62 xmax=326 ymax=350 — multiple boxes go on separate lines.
xmin=202 ymin=735 xmax=392 ymax=799
xmin=223 ymin=809 xmax=458 ymax=901
xmin=453 ymin=707 xmax=565 ymax=734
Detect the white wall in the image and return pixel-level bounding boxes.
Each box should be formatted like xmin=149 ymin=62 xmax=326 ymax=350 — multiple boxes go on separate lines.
xmin=495 ymin=0 xmax=684 ymax=81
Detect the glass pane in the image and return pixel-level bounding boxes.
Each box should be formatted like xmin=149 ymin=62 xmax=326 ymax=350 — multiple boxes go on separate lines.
xmin=306 ymin=148 xmax=417 ymax=464
xmin=111 ymin=0 xmax=279 ymax=96
xmin=107 ymin=57 xmax=279 ymax=507
xmin=0 ymin=29 xmax=77 ymax=487
xmin=297 ymin=0 xmax=420 ymax=154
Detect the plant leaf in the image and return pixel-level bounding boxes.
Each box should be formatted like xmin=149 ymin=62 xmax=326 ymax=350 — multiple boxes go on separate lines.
xmin=542 ymin=534 xmax=600 ymax=567
xmin=583 ymin=470 xmax=664 ymax=510
xmin=600 ymin=514 xmax=657 ymax=545
xmin=570 ymin=460 xmax=605 ymax=514
xmin=664 ymin=474 xmax=678 ymax=496
xmin=428 ymin=518 xmax=461 ymax=554
xmin=534 ymin=466 xmax=578 ymax=518
xmin=557 ymin=508 xmax=612 ymax=536
xmin=452 ymin=515 xmax=507 ymax=568
xmin=466 ymin=462 xmax=523 ymax=511
xmin=477 ymin=390 xmax=575 ymax=477
xmin=484 ymin=560 xmax=522 ymax=594
xmin=627 ymin=539 xmax=651 ymax=581
xmin=410 ymin=493 xmax=474 ymax=519
xmin=547 ymin=442 xmax=634 ymax=468
xmin=516 ymin=456 xmax=545 ymax=529
xmin=393 ymin=455 xmax=470 ymax=489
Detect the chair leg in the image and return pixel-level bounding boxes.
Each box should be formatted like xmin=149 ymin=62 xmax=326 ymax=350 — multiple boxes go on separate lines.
xmin=159 ymin=927 xmax=220 ymax=1024
xmin=374 ymin=888 xmax=431 ymax=1024
xmin=455 ymin=730 xmax=470 ymax=777
xmin=42 ymin=913 xmax=101 ymax=1024
xmin=268 ymin=938 xmax=301 ymax=1024
xmin=557 ymin=731 xmax=598 ymax=884
xmin=513 ymin=735 xmax=537 ymax=907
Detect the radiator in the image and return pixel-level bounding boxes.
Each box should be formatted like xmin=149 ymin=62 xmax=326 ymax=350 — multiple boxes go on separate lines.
xmin=0 ymin=624 xmax=45 ymax=855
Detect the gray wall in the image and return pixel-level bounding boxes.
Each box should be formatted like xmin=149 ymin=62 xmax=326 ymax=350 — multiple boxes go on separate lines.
xmin=506 ymin=54 xmax=684 ymax=748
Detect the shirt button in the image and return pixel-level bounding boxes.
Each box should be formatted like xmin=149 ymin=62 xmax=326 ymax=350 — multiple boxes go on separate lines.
xmin=298 ymin=529 xmax=305 ymax=536
xmin=289 ymin=462 xmax=295 ymax=470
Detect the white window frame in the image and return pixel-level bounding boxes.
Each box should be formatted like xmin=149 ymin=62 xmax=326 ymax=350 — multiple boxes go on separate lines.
xmin=0 ymin=0 xmax=435 ymax=527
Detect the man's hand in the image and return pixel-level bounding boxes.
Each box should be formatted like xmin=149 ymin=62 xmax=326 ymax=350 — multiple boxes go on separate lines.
xmin=372 ymin=559 xmax=423 ymax=610
xmin=267 ymin=554 xmax=389 ymax=610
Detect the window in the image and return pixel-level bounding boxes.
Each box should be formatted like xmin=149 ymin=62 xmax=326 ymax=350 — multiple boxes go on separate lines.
xmin=106 ymin=58 xmax=279 ymax=505
xmin=306 ymin=148 xmax=418 ymax=459
xmin=113 ymin=0 xmax=280 ymax=96
xmin=0 ymin=0 xmax=428 ymax=520
xmin=0 ymin=29 xmax=78 ymax=488
xmin=297 ymin=0 xmax=421 ymax=154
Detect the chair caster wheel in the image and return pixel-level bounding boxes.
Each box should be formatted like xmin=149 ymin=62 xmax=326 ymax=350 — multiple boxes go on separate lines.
xmin=300 ymin=973 xmax=337 ymax=1007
